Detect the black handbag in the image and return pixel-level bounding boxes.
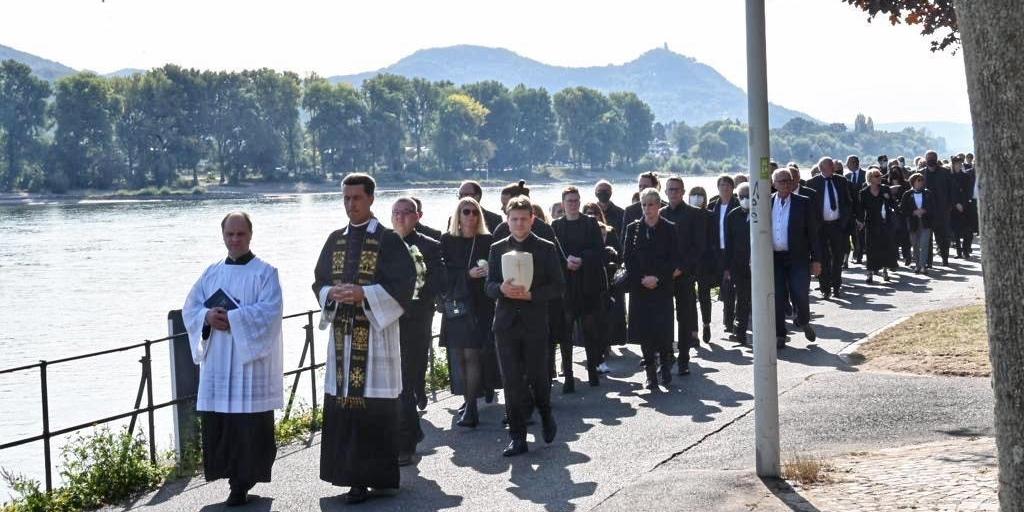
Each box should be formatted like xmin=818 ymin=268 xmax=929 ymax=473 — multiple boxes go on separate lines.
xmin=442 ymin=237 xmax=476 ymax=320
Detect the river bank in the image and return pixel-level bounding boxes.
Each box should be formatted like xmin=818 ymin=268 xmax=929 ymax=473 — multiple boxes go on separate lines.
xmin=0 ymin=167 xmax=650 ymax=206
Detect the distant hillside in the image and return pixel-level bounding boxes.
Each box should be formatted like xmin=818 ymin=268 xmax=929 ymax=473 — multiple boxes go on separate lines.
xmin=876 ymin=121 xmax=974 ymax=154
xmin=0 ymin=43 xmax=76 ymax=81
xmin=329 ymin=45 xmax=813 ymax=128
xmin=103 ymin=68 xmax=146 ymax=78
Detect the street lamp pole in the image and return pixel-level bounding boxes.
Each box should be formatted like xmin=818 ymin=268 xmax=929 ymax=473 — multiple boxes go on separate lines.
xmin=745 ymin=0 xmax=781 ymax=478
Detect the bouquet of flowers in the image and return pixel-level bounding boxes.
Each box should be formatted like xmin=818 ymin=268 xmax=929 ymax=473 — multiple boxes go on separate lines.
xmin=408 ymin=244 xmax=428 ymax=300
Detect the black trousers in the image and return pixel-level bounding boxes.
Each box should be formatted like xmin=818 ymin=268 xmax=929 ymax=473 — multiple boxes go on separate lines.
xmin=773 ymin=252 xmax=811 ymax=338
xmin=200 ymin=411 xmax=276 ymax=487
xmin=819 ymin=221 xmax=847 ymax=292
xmin=929 ymin=218 xmax=952 ymax=265
xmin=398 ymin=309 xmax=432 ymax=454
xmin=732 ymin=268 xmax=752 ymax=332
xmin=496 ymin=319 xmax=552 ymax=439
xmin=566 ymin=307 xmax=605 ymax=374
xmin=851 ymin=225 xmax=866 ymax=262
xmin=548 ymin=299 xmax=573 ymax=379
xmin=672 ymin=275 xmax=698 ymax=365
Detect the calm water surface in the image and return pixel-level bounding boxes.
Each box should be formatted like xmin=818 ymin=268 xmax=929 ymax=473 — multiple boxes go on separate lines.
xmin=0 ymin=177 xmax=718 ymax=496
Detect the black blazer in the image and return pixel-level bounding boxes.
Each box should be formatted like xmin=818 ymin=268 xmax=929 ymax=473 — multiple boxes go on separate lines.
xmin=706 ymin=196 xmax=741 ymax=253
xmin=552 ymin=215 xmax=608 ymax=297
xmin=415 ymin=223 xmax=443 ymax=242
xmin=659 ymin=201 xmax=706 ymax=275
xmin=483 ymin=207 xmax=503 ymax=234
xmin=622 ymin=217 xmax=676 ymax=298
xmin=900 ymin=189 xmax=932 ymax=232
xmin=486 ymin=233 xmax=566 ymax=336
xmin=724 ymin=206 xmax=751 ymax=274
xmin=601 ymin=201 xmax=626 ymax=248
xmin=402 ymin=231 xmax=445 ymax=314
xmin=771 ymin=192 xmax=822 ymax=263
xmin=807 ymin=173 xmax=854 ymax=225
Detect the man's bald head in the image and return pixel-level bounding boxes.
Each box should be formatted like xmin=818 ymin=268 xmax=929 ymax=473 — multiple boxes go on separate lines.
xmin=221 ymin=212 xmax=253 ymax=259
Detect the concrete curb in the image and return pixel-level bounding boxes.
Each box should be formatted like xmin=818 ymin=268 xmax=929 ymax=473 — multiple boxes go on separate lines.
xmin=836 ymin=314 xmax=910 ymax=360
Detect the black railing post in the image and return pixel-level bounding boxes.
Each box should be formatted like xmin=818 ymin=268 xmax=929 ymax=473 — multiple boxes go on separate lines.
xmin=127 ymin=359 xmax=148 ymax=436
xmin=143 ymin=341 xmax=157 ymax=464
xmin=307 ymin=311 xmax=318 ymax=428
xmin=39 ymin=361 xmax=52 ymax=493
xmin=282 ymin=335 xmax=310 ymax=422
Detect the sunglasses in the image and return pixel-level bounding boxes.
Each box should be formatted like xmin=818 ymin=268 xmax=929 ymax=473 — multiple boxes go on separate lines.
xmin=461 ymin=208 xmax=480 ymax=216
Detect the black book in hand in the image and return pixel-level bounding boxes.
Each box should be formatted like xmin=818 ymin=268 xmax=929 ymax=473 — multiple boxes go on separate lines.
xmin=204 ymin=288 xmax=239 ymax=311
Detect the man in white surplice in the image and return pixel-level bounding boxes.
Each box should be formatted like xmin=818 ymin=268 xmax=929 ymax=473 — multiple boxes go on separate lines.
xmin=312 ymin=173 xmax=416 ymax=505
xmin=182 ymin=212 xmax=283 ymax=507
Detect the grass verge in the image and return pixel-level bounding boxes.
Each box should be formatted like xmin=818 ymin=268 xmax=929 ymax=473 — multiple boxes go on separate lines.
xmin=850 ymin=303 xmax=989 ymax=377
xmin=782 ymin=454 xmax=834 ymax=485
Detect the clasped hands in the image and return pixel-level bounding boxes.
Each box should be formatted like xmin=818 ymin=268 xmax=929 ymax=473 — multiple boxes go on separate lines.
xmin=566 ymin=255 xmax=582 ymax=271
xmin=205 ymin=307 xmax=231 ymax=331
xmin=500 ymin=279 xmax=532 ymax=301
xmin=329 ymin=283 xmax=365 ymax=305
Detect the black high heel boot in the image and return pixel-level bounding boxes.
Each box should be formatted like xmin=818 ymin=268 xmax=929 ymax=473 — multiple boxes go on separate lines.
xmin=456 ymin=400 xmax=478 ymax=428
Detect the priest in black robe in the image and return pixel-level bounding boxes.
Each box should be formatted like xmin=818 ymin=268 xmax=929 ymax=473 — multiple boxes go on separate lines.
xmin=312 ymin=173 xmax=416 ymax=504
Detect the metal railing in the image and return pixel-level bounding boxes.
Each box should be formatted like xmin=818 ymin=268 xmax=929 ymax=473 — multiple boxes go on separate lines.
xmin=0 ymin=308 xmax=358 ymax=493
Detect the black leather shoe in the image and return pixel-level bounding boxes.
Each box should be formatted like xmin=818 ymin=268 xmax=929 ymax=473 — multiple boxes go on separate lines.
xmin=588 ymin=370 xmax=600 ymax=387
xmin=485 ymin=389 xmax=495 ymax=403
xmin=660 ymin=366 xmax=672 ymax=386
xmin=822 ymin=289 xmax=831 ymax=299
xmin=541 ymin=412 xmax=557 ymax=443
xmin=677 ymin=360 xmax=690 ymax=375
xmin=417 ymin=394 xmax=428 ymax=411
xmin=737 ymin=332 xmax=748 ymax=346
xmin=803 ymin=323 xmax=816 ymax=342
xmin=225 ymin=489 xmax=248 ymax=507
xmin=456 ymin=402 xmax=478 ymax=428
xmin=833 ymin=287 xmax=843 ymax=298
xmin=562 ymin=377 xmax=575 ymax=394
xmin=344 ymin=486 xmax=370 ymax=504
xmin=702 ymin=324 xmax=711 ymax=343
xmin=503 ymin=438 xmax=528 ymax=457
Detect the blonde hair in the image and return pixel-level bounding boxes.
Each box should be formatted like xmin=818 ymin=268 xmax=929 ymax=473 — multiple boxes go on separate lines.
xmin=448 ymin=197 xmax=490 ymax=237
xmin=866 ymin=169 xmax=883 ymax=182
xmin=639 ymin=187 xmax=662 ymax=205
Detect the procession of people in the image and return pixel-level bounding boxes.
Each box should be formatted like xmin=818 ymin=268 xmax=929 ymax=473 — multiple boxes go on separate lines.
xmin=183 ymin=150 xmax=979 ymax=506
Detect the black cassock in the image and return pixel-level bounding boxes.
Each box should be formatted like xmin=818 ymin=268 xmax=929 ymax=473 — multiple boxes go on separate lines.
xmin=312 ymin=220 xmax=416 ymax=489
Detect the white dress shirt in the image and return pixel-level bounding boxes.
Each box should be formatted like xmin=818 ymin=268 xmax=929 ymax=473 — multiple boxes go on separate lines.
xmin=772 ymin=195 xmax=791 ymax=252
xmin=718 ymin=199 xmax=730 ymax=250
xmin=913 ymin=191 xmax=924 ymax=209
xmin=821 ymin=176 xmax=841 ymax=222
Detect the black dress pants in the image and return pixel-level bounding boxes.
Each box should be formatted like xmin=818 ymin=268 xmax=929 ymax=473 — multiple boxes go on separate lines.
xmin=819 ymin=221 xmax=847 ymax=292
xmin=398 ymin=308 xmax=432 ymax=454
xmin=495 ymin=319 xmax=552 ymax=439
xmin=672 ymin=275 xmax=698 ymax=365
xmin=732 ymin=268 xmax=752 ymax=332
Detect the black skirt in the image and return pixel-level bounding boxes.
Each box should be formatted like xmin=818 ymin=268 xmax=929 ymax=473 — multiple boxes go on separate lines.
xmin=200 ymin=410 xmax=276 ymax=484
xmin=319 ymin=395 xmax=400 ymax=489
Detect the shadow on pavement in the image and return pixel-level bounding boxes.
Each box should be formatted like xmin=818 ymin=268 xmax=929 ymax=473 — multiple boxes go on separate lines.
xmin=760 ymin=477 xmax=822 ymax=512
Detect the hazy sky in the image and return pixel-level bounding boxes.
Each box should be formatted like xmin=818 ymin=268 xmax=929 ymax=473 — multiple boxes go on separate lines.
xmin=1 ymin=0 xmax=971 ymax=124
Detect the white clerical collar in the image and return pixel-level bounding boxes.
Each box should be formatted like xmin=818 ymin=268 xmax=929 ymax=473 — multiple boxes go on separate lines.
xmin=344 ymin=217 xmax=379 ymax=235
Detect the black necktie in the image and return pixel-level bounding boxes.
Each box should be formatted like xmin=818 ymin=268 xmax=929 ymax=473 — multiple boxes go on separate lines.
xmin=826 ymin=177 xmax=837 ymax=212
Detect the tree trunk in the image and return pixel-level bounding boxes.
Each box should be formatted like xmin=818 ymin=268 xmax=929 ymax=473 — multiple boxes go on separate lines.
xmin=957 ymin=1 xmax=1024 ymax=509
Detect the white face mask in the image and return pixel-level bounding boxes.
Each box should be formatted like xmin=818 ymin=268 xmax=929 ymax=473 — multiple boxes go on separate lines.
xmin=739 ymin=198 xmax=750 ymax=210
xmin=688 ymin=196 xmax=704 ymax=207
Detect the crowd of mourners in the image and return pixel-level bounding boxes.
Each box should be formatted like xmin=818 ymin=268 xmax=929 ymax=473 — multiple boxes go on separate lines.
xmin=182 ymin=149 xmax=979 ymax=506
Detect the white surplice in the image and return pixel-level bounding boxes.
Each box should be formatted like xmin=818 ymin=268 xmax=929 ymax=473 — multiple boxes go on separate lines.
xmin=319 ymin=280 xmax=404 ymax=399
xmin=182 ymin=256 xmax=284 ymax=413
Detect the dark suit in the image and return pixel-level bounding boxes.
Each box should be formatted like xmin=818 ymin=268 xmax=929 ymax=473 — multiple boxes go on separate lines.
xmin=807 ymin=173 xmax=853 ymax=294
xmin=900 ymin=188 xmax=933 ymax=271
xmin=845 ymin=168 xmax=868 ymax=263
xmin=660 ymin=201 xmax=706 ymax=365
xmin=398 ymin=231 xmax=444 ymax=454
xmin=485 ymin=233 xmax=565 ymax=440
xmin=552 ymin=215 xmax=608 ymax=376
xmin=707 ymin=196 xmax=740 ymax=329
xmin=924 ymin=164 xmax=955 ymax=265
xmin=415 ymin=223 xmax=443 ymax=242
xmin=951 ymin=170 xmax=975 ymax=257
xmin=483 ymin=207 xmax=503 ymax=234
xmin=724 ymin=206 xmax=751 ymax=333
xmin=600 ymin=201 xmax=626 ymax=249
xmin=771 ymin=193 xmax=821 ymax=340
xmin=599 ymin=201 xmax=627 ymax=344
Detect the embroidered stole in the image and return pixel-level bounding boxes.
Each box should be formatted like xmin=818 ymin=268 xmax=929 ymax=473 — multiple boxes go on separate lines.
xmin=331 ymin=227 xmax=382 ymax=409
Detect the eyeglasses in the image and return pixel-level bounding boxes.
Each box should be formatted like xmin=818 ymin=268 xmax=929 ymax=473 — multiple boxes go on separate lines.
xmin=461 ymin=208 xmax=480 ymax=216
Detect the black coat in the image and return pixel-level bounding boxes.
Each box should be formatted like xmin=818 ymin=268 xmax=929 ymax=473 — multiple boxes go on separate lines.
xmin=771 ymin=192 xmax=822 ymax=264
xmin=923 ymin=165 xmax=955 ymax=225
xmin=659 ymin=201 xmax=706 ymax=275
xmin=900 ymin=189 xmax=933 ymax=232
xmin=486 ymin=233 xmax=566 ymax=337
xmin=439 ymin=233 xmax=494 ymax=349
xmin=620 ymin=200 xmax=666 ymax=249
xmin=600 ymin=201 xmax=626 ymax=248
xmin=724 ymin=206 xmax=751 ymax=274
xmin=623 ymin=217 xmax=676 ymax=344
xmin=552 ymin=215 xmax=608 ymax=312
xmin=415 ymin=223 xmax=443 ymax=242
xmin=482 ymin=207 xmax=504 ymax=234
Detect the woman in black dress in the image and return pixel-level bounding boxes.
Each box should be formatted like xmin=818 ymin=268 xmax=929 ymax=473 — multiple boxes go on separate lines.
xmin=857 ymin=169 xmax=900 ymax=283
xmin=624 ymin=188 xmax=676 ymax=390
xmin=440 ymin=197 xmax=496 ymax=427
xmin=583 ymin=202 xmax=618 ymax=375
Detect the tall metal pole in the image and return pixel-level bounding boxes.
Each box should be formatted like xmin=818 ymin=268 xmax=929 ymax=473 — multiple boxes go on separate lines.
xmin=745 ymin=0 xmax=781 ymax=478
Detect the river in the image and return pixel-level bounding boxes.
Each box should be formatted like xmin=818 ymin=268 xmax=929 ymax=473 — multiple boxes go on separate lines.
xmin=0 ymin=176 xmax=720 ymax=498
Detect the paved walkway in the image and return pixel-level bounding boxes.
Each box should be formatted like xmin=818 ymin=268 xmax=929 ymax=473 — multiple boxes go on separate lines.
xmin=111 ymin=254 xmax=991 ymax=511
xmin=793 ymin=437 xmax=998 ymax=512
